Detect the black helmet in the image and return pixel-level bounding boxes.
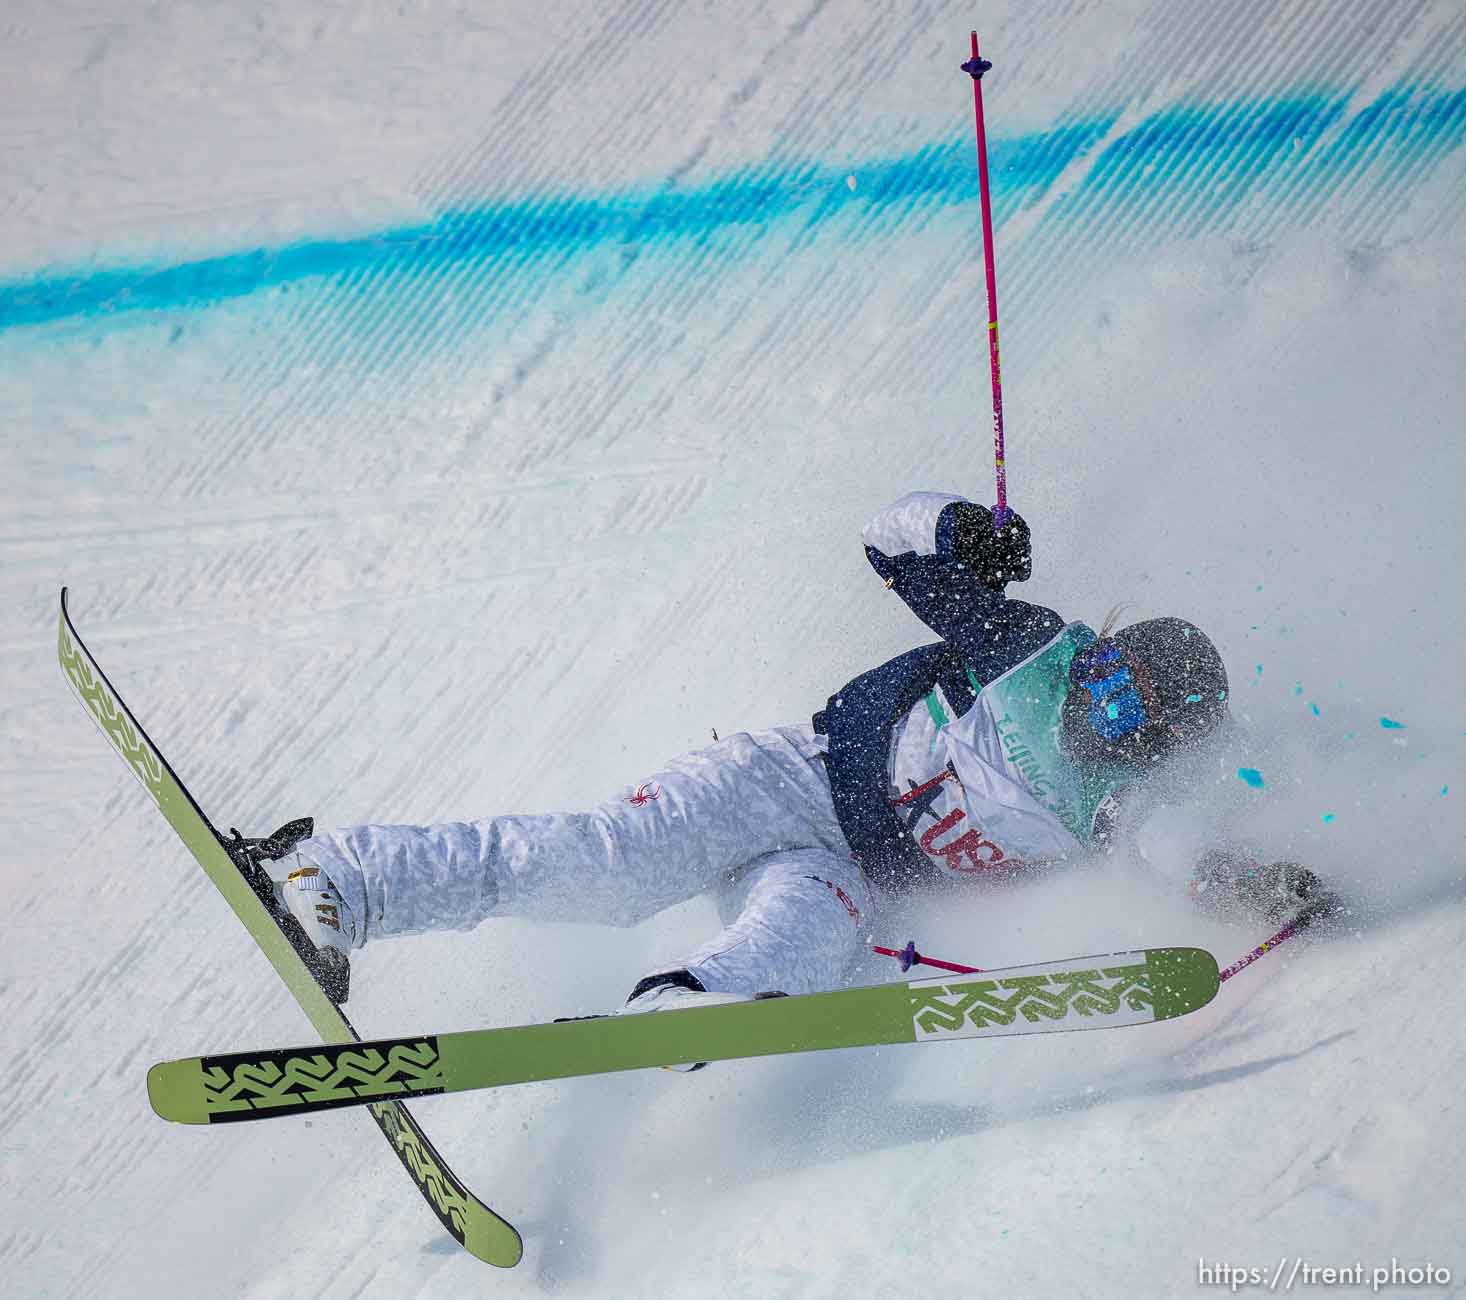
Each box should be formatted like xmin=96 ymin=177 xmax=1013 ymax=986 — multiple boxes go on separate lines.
xmin=1063 ymin=617 xmax=1229 ymax=769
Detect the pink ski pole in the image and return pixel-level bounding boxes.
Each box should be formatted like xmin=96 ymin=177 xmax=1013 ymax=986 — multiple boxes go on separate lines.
xmin=875 ymin=919 xmax=1310 ymax=985
xmin=961 ymin=32 xmax=1010 ymax=530
xmin=873 ymin=940 xmax=983 ymax=976
xmin=1216 ymin=919 xmax=1305 ymax=982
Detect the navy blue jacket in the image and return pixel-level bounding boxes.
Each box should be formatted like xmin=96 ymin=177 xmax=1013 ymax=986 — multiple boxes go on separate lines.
xmin=813 ymin=500 xmax=1066 ymax=892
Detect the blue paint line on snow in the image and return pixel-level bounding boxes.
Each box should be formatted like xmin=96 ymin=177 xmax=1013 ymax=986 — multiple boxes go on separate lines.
xmin=1 ymin=84 xmax=1463 ymax=334
xmin=0 ymin=120 xmax=1098 ymax=332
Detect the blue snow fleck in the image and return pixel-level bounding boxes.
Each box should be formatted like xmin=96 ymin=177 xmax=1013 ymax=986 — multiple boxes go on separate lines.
xmin=1321 ymin=813 xmax=1336 ymax=824
xmin=1380 ymin=717 xmax=1406 ymax=729
xmin=1309 ymin=702 xmax=1321 ymax=717
xmin=1237 ymin=768 xmax=1266 ymax=789
xmin=1443 ymin=786 xmax=1450 ymax=797
xmin=1186 ymin=693 xmax=1203 ymax=704
xmin=1294 ymin=683 xmax=1304 ymax=696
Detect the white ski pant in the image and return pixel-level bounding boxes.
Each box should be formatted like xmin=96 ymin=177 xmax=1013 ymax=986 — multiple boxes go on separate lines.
xmin=299 ymin=726 xmax=872 ymax=999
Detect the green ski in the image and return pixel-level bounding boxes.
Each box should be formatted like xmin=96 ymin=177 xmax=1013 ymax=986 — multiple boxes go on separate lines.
xmin=147 ymin=946 xmax=1220 ymax=1126
xmin=57 ymin=589 xmax=523 ymax=1268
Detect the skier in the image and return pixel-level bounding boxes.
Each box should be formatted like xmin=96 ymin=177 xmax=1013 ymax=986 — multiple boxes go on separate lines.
xmin=253 ymin=491 xmax=1336 ymax=1023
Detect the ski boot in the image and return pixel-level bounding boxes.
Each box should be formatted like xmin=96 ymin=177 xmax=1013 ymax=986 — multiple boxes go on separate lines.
xmin=619 ymin=971 xmax=782 ymax=1072
xmin=555 ymin=970 xmax=777 ymax=1072
xmin=220 ymin=817 xmax=356 ymax=1004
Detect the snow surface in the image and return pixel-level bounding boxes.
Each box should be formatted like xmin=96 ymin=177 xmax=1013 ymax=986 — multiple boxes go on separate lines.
xmin=3 ymin=1 xmax=1465 ymax=1296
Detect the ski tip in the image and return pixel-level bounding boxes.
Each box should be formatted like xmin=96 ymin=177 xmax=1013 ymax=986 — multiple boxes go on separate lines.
xmin=464 ymin=1215 xmax=525 ymax=1269
xmin=1146 ymin=946 xmax=1221 ymax=1020
xmin=147 ymin=1058 xmax=211 ymax=1125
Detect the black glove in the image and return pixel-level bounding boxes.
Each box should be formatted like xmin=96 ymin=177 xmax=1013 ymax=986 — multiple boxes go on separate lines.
xmin=949 ymin=502 xmax=1032 ymax=591
xmin=1192 ymin=853 xmax=1344 ymax=928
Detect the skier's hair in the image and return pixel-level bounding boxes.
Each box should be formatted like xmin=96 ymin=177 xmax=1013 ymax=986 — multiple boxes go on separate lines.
xmin=1098 ymin=602 xmax=1135 ymax=639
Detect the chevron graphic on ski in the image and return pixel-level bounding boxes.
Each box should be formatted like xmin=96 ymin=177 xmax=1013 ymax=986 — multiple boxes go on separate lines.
xmin=57 ymin=589 xmax=523 ymax=1268
xmin=147 ymin=946 xmax=1221 ymax=1125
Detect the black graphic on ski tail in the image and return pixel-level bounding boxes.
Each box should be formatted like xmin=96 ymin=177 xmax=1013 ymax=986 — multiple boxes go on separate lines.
xmin=57 ymin=589 xmax=522 ymax=1268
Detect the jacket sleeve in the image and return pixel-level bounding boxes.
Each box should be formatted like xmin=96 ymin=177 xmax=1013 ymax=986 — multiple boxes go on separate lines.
xmin=862 ymin=492 xmax=1065 ymax=683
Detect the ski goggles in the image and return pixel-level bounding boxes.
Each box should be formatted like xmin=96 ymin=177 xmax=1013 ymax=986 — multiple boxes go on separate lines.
xmin=1069 ymin=640 xmax=1162 ymax=742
